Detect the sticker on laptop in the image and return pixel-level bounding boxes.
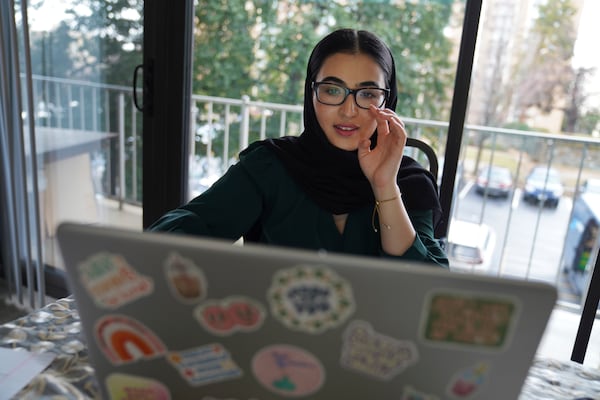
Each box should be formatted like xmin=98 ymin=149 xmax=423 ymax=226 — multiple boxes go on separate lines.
xmin=194 ymin=296 xmax=266 ymax=335
xmin=447 ymin=361 xmax=490 ymax=398
xmin=200 ymin=398 xmax=261 ymax=400
xmin=105 ymin=373 xmax=171 ymax=400
xmin=267 ymin=265 xmax=355 ymax=334
xmin=79 ymin=252 xmax=153 ymax=308
xmin=402 ymin=386 xmax=440 ymax=400
xmin=164 ymin=253 xmax=207 ymax=303
xmin=420 ymin=291 xmax=519 ymax=350
xmin=340 ymin=320 xmax=418 ymax=380
xmin=251 ymin=344 xmax=325 ymax=397
xmin=168 ymin=343 xmax=243 ymax=386
xmin=95 ymin=315 xmax=166 ymax=364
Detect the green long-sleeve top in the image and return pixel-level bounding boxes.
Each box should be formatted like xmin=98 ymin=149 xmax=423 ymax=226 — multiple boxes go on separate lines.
xmin=149 ymin=144 xmax=448 ymax=268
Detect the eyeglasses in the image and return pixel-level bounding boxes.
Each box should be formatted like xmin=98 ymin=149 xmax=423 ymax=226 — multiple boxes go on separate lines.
xmin=312 ymin=81 xmax=389 ymax=109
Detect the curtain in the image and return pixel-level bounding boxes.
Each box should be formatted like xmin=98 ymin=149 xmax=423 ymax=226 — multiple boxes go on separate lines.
xmin=0 ymin=0 xmax=46 ymax=309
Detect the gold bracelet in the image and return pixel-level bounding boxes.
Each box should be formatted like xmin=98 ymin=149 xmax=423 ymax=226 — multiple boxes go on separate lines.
xmin=371 ymin=195 xmax=399 ymax=232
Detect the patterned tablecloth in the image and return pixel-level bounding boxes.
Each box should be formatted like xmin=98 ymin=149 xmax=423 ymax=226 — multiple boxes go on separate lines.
xmin=1 ymin=297 xmax=599 ymax=400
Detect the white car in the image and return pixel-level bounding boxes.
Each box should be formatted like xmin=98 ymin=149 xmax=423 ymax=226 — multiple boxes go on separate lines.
xmin=446 ymin=219 xmax=496 ymax=274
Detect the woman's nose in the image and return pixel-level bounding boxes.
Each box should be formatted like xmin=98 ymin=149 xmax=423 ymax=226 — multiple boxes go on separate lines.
xmin=339 ymin=95 xmax=358 ymax=117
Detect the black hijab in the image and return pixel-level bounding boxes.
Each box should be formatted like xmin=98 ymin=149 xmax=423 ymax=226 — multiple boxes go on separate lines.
xmin=249 ymin=29 xmax=441 ymax=228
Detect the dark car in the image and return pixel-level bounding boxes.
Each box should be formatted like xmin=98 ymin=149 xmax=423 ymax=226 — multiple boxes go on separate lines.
xmin=475 ymin=165 xmax=513 ymax=198
xmin=523 ymin=166 xmax=564 ymax=208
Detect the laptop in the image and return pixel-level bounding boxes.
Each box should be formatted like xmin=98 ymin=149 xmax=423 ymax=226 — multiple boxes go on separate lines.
xmin=56 ymin=222 xmax=557 ymax=400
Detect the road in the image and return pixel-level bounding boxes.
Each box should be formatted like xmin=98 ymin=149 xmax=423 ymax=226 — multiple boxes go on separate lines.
xmin=451 ymin=181 xmax=580 ymax=304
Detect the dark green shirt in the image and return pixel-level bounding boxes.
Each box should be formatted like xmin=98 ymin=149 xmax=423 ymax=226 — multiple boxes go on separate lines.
xmin=149 ymin=145 xmax=448 ymax=268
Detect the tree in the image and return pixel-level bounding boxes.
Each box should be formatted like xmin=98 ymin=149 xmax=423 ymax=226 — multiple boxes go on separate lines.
xmin=193 ymin=0 xmax=268 ymax=98
xmin=514 ymin=0 xmax=577 ymax=119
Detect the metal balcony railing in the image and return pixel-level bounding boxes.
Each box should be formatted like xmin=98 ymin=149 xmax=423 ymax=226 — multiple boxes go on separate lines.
xmin=29 ymin=75 xmax=600 ymax=308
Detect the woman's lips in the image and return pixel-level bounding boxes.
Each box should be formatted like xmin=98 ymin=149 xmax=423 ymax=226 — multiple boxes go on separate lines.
xmin=334 ymin=124 xmax=358 ymax=137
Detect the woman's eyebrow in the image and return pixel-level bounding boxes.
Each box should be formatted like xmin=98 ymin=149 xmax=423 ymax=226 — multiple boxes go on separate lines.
xmin=319 ymin=76 xmax=382 ymax=87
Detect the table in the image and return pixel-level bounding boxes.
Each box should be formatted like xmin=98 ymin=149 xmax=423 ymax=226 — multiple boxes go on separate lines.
xmin=1 ymin=297 xmax=599 ymax=399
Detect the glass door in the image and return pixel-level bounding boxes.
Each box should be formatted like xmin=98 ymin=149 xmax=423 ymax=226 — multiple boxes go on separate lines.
xmin=1 ymin=0 xmax=143 ymax=307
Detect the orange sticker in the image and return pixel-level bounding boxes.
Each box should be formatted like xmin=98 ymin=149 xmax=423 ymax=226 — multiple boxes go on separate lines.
xmin=95 ymin=315 xmax=166 ymax=365
xmin=164 ymin=253 xmax=207 ymax=303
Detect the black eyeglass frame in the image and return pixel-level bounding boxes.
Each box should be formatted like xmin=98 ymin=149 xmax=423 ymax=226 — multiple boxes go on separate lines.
xmin=312 ymin=81 xmax=390 ymax=110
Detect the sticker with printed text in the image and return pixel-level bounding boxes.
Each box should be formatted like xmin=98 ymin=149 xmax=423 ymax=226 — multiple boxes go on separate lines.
xmin=420 ymin=291 xmax=519 ymax=350
xmin=267 ymin=265 xmax=355 ymax=334
xmin=446 ymin=362 xmax=490 ymax=398
xmin=167 ymin=343 xmax=242 ymax=386
xmin=105 ymin=373 xmax=171 ymax=400
xmin=401 ymin=386 xmax=440 ymax=400
xmin=79 ymin=252 xmax=153 ymax=308
xmin=164 ymin=253 xmax=207 ymax=303
xmin=252 ymin=344 xmax=325 ymax=397
xmin=95 ymin=315 xmax=166 ymax=365
xmin=194 ymin=296 xmax=266 ymax=335
xmin=340 ymin=320 xmax=418 ymax=380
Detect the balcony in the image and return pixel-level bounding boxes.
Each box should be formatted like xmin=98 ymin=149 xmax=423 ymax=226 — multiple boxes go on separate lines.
xmin=29 ymin=75 xmax=600 ymax=312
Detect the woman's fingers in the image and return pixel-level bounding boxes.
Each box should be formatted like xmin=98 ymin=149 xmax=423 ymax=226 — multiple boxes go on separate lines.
xmin=369 ymin=106 xmax=407 ymax=142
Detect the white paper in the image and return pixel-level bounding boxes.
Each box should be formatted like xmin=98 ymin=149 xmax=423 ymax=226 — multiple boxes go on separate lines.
xmin=0 ymin=347 xmax=56 ymax=400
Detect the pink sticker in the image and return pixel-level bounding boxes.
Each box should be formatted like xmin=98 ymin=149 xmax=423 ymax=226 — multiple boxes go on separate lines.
xmin=79 ymin=252 xmax=153 ymax=308
xmin=168 ymin=343 xmax=242 ymax=386
xmin=194 ymin=296 xmax=266 ymax=335
xmin=105 ymin=373 xmax=171 ymax=400
xmin=95 ymin=315 xmax=166 ymax=365
xmin=252 ymin=344 xmax=325 ymax=397
xmin=340 ymin=320 xmax=418 ymax=380
xmin=267 ymin=265 xmax=355 ymax=334
xmin=446 ymin=362 xmax=490 ymax=398
xmin=164 ymin=253 xmax=207 ymax=303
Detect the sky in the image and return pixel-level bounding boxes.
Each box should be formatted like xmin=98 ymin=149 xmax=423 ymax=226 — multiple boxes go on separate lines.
xmin=573 ymin=0 xmax=600 ymax=109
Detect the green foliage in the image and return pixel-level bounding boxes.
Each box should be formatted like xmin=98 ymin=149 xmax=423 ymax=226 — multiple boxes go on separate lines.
xmin=576 ymin=109 xmax=600 ymax=135
xmin=194 ymin=0 xmax=455 ymax=119
xmin=194 ymin=0 xmax=265 ymax=98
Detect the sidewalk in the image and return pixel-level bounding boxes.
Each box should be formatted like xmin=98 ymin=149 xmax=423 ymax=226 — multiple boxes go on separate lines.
xmin=536 ymin=305 xmax=600 ymax=368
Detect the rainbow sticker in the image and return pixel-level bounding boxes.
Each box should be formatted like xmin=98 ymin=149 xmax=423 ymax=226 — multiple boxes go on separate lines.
xmin=95 ymin=315 xmax=166 ymax=364
xmin=267 ymin=265 xmax=355 ymax=334
xmin=194 ymin=296 xmax=266 ymax=335
xmin=420 ymin=291 xmax=519 ymax=350
xmin=340 ymin=320 xmax=418 ymax=380
xmin=252 ymin=344 xmax=325 ymax=397
xmin=105 ymin=373 xmax=171 ymax=400
xmin=446 ymin=362 xmax=490 ymax=398
xmin=168 ymin=343 xmax=242 ymax=386
xmin=164 ymin=253 xmax=207 ymax=303
xmin=78 ymin=252 xmax=153 ymax=308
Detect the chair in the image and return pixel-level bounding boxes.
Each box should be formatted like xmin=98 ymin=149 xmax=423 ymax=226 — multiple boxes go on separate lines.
xmin=406 ymin=137 xmax=439 ymax=179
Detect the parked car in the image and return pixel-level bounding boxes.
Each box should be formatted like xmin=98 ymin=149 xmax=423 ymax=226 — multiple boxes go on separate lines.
xmin=562 ymin=192 xmax=600 ymax=298
xmin=475 ymin=165 xmax=513 ymax=198
xmin=446 ymin=219 xmax=496 ymax=274
xmin=522 ymin=166 xmax=564 ymax=208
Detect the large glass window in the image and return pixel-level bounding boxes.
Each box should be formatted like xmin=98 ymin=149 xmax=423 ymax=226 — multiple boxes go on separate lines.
xmin=24 ymin=0 xmax=144 ymax=266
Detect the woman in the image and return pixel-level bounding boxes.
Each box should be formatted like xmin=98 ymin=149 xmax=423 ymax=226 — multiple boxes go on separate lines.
xmin=149 ymin=28 xmax=448 ymax=268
